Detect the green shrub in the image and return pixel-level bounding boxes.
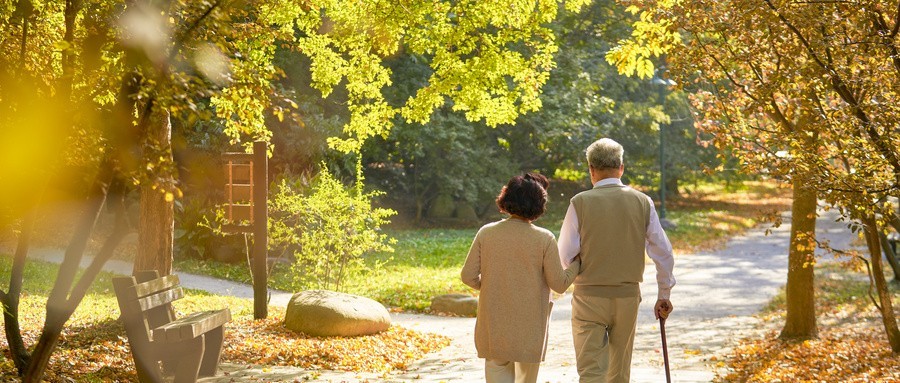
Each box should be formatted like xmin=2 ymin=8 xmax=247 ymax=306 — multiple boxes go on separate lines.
xmin=176 ymin=197 xmax=248 ymax=264
xmin=270 ymin=167 xmax=396 ymax=292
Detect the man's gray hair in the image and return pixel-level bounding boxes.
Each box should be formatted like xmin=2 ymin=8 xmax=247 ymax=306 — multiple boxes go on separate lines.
xmin=585 ymin=138 xmax=624 ymax=170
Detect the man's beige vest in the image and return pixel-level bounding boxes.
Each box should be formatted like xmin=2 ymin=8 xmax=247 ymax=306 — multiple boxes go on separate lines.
xmin=572 ymin=183 xmax=651 ymax=297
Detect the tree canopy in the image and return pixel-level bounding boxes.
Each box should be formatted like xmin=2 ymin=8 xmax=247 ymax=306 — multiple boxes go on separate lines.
xmin=359 ymin=0 xmax=718 ymax=221
xmin=608 ymin=0 xmax=900 ymax=349
xmin=1 ymin=0 xmax=605 ymax=379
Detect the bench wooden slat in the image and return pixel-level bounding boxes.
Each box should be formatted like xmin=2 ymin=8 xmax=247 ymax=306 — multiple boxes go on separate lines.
xmin=133 ymin=275 xmax=180 ymax=298
xmin=137 ymin=287 xmax=184 ymax=312
xmin=152 ymin=309 xmax=232 ymax=343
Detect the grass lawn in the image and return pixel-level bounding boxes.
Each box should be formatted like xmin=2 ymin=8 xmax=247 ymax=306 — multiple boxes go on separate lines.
xmin=0 ymin=258 xmax=448 ymax=382
xmin=174 ymin=180 xmax=791 ymax=312
xmin=175 ymin=228 xmax=477 ymax=312
xmin=715 ymin=262 xmax=900 ymax=382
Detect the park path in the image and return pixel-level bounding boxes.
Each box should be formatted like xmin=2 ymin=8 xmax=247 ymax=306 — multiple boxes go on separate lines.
xmin=25 ymin=208 xmax=860 ymax=383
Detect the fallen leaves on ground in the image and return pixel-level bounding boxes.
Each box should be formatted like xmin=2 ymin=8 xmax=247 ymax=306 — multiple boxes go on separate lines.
xmin=715 ymin=327 xmax=900 ymax=382
xmin=0 ymin=305 xmax=449 ymax=382
xmin=715 ymin=266 xmax=900 ymax=383
xmin=0 ymin=319 xmax=137 ymax=382
xmin=223 ymin=307 xmax=450 ymax=372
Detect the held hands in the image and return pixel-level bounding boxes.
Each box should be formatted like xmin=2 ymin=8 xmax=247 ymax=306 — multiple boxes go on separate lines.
xmin=654 ymin=299 xmax=673 ymax=320
xmin=571 ymin=255 xmax=582 ymax=274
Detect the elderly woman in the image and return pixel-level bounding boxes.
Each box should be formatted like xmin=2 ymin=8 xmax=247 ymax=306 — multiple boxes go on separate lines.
xmin=460 ymin=172 xmax=581 ymax=383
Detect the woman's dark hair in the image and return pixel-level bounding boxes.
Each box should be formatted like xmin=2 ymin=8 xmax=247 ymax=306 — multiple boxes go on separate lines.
xmin=496 ymin=173 xmax=549 ymax=221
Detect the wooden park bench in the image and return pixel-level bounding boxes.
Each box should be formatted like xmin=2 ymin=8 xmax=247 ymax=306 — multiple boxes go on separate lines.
xmin=113 ymin=271 xmax=231 ymax=383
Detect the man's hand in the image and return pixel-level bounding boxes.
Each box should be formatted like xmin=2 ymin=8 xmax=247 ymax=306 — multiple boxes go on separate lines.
xmin=655 ymin=299 xmax=673 ymax=320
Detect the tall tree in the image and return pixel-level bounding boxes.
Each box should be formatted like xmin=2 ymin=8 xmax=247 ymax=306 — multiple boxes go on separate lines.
xmin=362 ymin=0 xmax=719 ymax=220
xmin=607 ymin=0 xmax=900 ymax=347
xmin=134 ymin=106 xmax=176 ymax=274
xmin=1 ymin=0 xmax=594 ymax=379
xmin=783 ymin=175 xmax=818 ymax=339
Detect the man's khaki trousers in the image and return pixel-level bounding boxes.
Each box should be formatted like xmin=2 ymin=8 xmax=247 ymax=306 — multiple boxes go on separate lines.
xmin=571 ymin=294 xmax=641 ymax=383
xmin=484 ymin=359 xmax=540 ymax=383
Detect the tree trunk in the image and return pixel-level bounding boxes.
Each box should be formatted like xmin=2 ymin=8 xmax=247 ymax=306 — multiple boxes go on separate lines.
xmin=134 ymin=106 xmax=174 ymax=275
xmin=23 ymin=311 xmax=67 ymax=383
xmin=779 ymin=178 xmax=818 ymax=340
xmin=879 ymin=231 xmax=900 ymax=282
xmin=665 ymin=173 xmax=680 ymax=198
xmin=24 ymin=184 xmax=129 ymax=382
xmin=24 ymin=161 xmax=113 ymax=382
xmin=889 ymin=211 xmax=900 ymax=233
xmin=862 ymin=214 xmax=900 ymax=353
xmin=15 ymin=0 xmax=33 ymax=66
xmin=2 ymin=210 xmax=35 ymax=375
xmin=415 ymin=197 xmax=424 ymax=222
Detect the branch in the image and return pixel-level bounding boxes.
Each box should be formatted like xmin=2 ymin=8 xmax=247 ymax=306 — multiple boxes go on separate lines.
xmin=810 ymin=91 xmax=875 ymax=183
xmin=821 ymin=24 xmax=835 ymax=68
xmin=60 ymin=0 xmax=81 ymax=101
xmin=892 ymin=0 xmax=900 ymax=39
xmin=815 ymin=237 xmax=882 ymax=309
xmin=2 ymin=210 xmax=36 ymax=375
xmin=16 ymin=0 xmax=33 ymax=69
xmin=871 ymin=8 xmax=900 ymax=76
xmin=878 ymin=230 xmax=900 ymax=278
xmin=65 ymin=185 xmax=131 ymax=310
xmin=740 ymin=135 xmax=780 ymax=156
xmin=767 ymin=98 xmax=797 ymax=133
xmin=168 ymin=0 xmax=222 ymax=64
xmin=8 ymin=211 xmax=32 ymax=307
xmin=890 ymin=212 xmax=900 ymax=233
xmin=766 ymin=0 xmax=897 ymax=172
xmin=749 ymin=121 xmax=781 ymax=135
xmin=763 ymin=1 xmax=900 ymax=179
xmin=771 ymin=26 xmax=785 ymax=74
xmin=46 ymin=160 xmax=113 ymax=310
xmin=702 ymin=43 xmax=760 ymax=103
xmin=708 ymin=86 xmax=776 ymax=151
xmin=826 ymin=185 xmax=899 ymax=194
xmin=763 ymin=0 xmax=831 ymax=72
xmin=742 ymin=51 xmax=768 ymax=88
xmin=857 ymin=254 xmax=882 ymax=310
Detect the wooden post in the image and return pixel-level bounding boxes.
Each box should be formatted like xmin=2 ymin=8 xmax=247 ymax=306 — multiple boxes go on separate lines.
xmin=221 ymin=143 xmax=267 ymax=319
xmin=251 ymin=141 xmax=268 ymax=319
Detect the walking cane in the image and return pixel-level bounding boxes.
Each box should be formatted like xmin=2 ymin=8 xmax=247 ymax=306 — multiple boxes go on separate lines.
xmin=660 ymin=316 xmax=672 ymax=383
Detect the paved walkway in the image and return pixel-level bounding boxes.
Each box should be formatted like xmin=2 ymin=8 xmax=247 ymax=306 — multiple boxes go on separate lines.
xmin=25 ymin=208 xmax=860 ymax=382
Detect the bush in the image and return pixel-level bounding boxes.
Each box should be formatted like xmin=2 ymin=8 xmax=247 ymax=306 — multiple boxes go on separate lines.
xmin=270 ymin=167 xmax=396 ymax=292
xmin=175 ymin=197 xmax=247 ymax=263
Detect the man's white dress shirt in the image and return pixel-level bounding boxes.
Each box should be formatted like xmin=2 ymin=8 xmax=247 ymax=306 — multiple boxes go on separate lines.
xmin=558 ymin=178 xmax=676 ymax=300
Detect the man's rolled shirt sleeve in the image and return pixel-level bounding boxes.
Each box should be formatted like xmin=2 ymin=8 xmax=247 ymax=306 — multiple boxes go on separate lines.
xmin=558 ymin=202 xmax=581 ymax=268
xmin=646 ymin=196 xmax=676 ymax=300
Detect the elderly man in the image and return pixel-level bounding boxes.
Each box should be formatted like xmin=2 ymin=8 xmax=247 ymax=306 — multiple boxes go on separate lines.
xmin=559 ymin=138 xmax=676 ymax=383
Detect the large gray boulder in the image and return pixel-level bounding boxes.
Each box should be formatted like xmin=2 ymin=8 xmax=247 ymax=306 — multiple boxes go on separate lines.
xmin=284 ymin=290 xmax=391 ymax=337
xmin=431 ymin=294 xmax=478 ymax=317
